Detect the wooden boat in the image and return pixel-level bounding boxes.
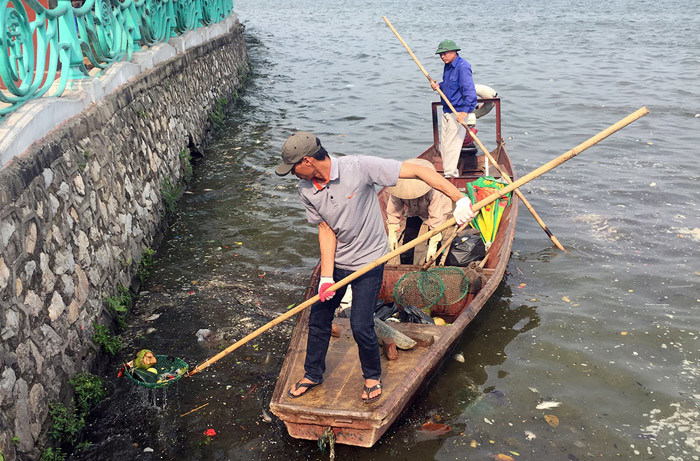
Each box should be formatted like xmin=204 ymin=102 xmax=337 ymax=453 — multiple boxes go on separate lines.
xmin=269 ymin=96 xmax=519 ymax=447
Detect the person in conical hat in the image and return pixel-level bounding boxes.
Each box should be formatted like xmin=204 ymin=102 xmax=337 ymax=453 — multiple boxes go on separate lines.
xmin=430 ymin=39 xmax=477 ymax=178
xmin=386 ymin=158 xmax=453 ymax=264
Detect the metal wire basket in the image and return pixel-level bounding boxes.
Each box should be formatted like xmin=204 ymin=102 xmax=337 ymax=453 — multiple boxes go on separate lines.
xmin=430 ymin=267 xmax=469 ymax=306
xmin=393 ymin=270 xmax=445 ymax=311
xmin=393 ymin=267 xmax=469 ymax=314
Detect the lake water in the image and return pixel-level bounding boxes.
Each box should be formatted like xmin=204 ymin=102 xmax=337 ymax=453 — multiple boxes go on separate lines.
xmin=80 ymin=0 xmax=699 ymax=459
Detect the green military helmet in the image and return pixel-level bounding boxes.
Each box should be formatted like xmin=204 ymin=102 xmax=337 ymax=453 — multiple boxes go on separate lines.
xmin=435 ymin=39 xmax=461 ymax=54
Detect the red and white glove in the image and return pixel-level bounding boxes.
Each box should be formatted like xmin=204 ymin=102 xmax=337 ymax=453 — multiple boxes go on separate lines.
xmin=318 ymin=276 xmax=336 ymax=302
xmin=453 ymin=197 xmax=475 ymax=225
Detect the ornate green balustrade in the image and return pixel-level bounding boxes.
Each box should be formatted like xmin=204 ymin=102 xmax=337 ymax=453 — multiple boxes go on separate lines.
xmin=0 ymin=0 xmax=233 ymax=117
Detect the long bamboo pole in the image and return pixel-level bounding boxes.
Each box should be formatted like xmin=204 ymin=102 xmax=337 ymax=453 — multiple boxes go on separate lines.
xmin=187 ymin=106 xmax=648 ymax=377
xmin=383 ymin=15 xmax=566 ymax=252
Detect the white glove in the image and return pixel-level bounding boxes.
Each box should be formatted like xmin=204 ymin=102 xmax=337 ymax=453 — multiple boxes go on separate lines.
xmin=387 ymin=223 xmax=401 ymax=251
xmin=466 ymin=112 xmax=476 ymax=126
xmin=426 ymin=232 xmax=442 ymax=261
xmin=453 ymin=197 xmax=474 ymax=225
xmin=318 ymin=276 xmax=335 ymax=302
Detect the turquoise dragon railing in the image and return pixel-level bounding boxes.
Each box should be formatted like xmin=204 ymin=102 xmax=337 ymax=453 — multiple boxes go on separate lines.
xmin=0 ymin=0 xmax=233 ymax=117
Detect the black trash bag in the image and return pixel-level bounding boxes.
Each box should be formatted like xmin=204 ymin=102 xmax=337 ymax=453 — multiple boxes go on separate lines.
xmin=374 ymin=300 xmax=399 ymax=321
xmin=398 ymin=305 xmax=435 ymax=324
xmin=444 ymin=228 xmax=485 ymax=266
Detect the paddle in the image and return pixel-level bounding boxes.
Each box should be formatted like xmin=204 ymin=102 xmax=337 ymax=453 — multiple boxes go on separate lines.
xmin=382 ymin=16 xmax=567 ymax=253
xmin=186 ymin=106 xmax=648 ymax=377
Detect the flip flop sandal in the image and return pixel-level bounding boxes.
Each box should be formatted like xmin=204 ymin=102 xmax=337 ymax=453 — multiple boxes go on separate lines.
xmin=362 ymin=381 xmax=382 ymax=404
xmin=287 ymin=379 xmax=321 ymax=399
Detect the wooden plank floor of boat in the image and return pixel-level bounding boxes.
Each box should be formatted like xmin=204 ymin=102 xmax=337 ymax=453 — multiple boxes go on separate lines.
xmin=275 ymin=318 xmax=448 ymax=419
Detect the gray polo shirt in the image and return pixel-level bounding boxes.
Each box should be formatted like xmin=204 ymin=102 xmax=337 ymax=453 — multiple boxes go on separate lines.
xmin=299 ymin=155 xmax=402 ymax=270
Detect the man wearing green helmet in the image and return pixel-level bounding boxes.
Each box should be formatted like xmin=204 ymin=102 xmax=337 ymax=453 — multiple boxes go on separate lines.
xmin=430 ymin=39 xmax=477 ymax=178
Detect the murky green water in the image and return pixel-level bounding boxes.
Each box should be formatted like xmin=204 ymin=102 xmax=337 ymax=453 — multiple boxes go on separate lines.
xmin=78 ymin=0 xmax=699 ymax=459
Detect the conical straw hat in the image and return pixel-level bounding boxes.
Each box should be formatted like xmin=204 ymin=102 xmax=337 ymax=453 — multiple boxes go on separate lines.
xmin=387 ymin=158 xmax=435 ymax=200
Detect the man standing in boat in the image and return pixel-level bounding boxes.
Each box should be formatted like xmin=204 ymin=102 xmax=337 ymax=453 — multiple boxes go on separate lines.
xmin=430 ymin=39 xmax=477 ymax=178
xmin=275 ymin=131 xmax=473 ymax=403
xmin=386 ymin=158 xmax=453 ymax=265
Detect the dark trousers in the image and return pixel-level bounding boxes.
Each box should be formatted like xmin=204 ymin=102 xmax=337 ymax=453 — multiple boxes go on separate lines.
xmin=303 ymin=265 xmax=384 ymax=383
xmin=400 ymin=216 xmax=423 ymax=265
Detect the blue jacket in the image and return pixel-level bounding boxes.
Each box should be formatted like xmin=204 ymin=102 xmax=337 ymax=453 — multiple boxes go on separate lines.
xmin=439 ymin=55 xmax=477 ymax=113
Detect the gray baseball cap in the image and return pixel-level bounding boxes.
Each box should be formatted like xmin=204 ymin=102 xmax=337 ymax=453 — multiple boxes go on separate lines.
xmin=276 ymin=131 xmax=323 ymax=176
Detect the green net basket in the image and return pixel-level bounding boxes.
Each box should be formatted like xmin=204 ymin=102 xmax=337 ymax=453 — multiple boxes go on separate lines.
xmin=124 ymin=355 xmax=188 ymax=389
xmin=393 ymin=270 xmax=445 ymax=311
xmin=428 ymin=267 xmax=469 ymax=306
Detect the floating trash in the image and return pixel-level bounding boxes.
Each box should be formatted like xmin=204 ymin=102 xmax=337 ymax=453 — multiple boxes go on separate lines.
xmin=536 ymin=401 xmax=561 ymax=410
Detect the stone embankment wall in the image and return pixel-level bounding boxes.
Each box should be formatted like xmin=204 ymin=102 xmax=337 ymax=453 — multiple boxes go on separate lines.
xmin=0 ymin=18 xmax=249 ymax=460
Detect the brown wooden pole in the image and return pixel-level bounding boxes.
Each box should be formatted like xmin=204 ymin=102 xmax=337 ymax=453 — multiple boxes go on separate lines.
xmin=479 ymin=249 xmax=491 ymax=269
xmin=437 ymin=226 xmax=457 ymax=267
xmin=432 ymin=222 xmax=463 ymax=268
xmin=187 ymin=106 xmax=648 ymax=377
xmin=383 ymin=15 xmax=566 ymax=252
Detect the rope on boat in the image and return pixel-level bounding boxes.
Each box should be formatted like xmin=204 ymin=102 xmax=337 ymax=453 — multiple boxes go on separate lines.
xmin=318 ymin=427 xmax=335 ymax=460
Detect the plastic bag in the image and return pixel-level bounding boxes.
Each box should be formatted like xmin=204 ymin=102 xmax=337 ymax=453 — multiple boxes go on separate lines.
xmin=130 ymin=367 xmax=159 ymax=384
xmin=399 ymin=305 xmax=435 ymax=324
xmin=444 ymin=228 xmax=485 ymax=266
xmin=374 ymin=300 xmax=399 ymax=321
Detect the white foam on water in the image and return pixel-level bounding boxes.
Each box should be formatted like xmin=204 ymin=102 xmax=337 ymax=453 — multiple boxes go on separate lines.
xmin=642 ymin=360 xmax=700 ymax=458
xmin=671 ymin=227 xmax=700 ymax=242
xmin=573 ymin=214 xmax=623 ymax=242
